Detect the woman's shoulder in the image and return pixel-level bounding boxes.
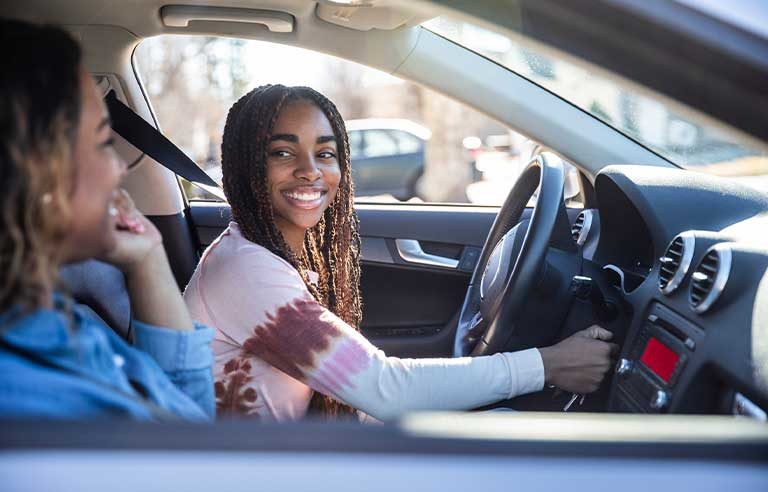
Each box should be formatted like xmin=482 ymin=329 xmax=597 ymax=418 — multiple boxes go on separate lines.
xmin=199 ymin=222 xmax=303 ymax=283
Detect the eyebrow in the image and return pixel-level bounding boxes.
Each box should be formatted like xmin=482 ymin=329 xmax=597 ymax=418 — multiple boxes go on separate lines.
xmin=269 ymin=134 xmax=337 ymax=145
xmin=270 ymin=134 xmax=298 ymax=143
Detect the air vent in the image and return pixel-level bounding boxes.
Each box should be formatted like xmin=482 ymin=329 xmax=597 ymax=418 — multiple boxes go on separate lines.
xmin=571 ymin=210 xmax=593 ymax=246
xmin=689 ymin=244 xmax=732 ymax=314
xmin=658 ymin=232 xmax=695 ymax=295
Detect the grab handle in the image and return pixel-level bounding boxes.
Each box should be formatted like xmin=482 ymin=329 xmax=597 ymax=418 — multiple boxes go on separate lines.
xmin=162 ymin=6 xmax=294 ymax=33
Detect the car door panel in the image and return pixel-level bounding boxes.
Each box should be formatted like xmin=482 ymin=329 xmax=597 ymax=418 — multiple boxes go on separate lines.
xmin=356 ymin=203 xmax=517 ymax=357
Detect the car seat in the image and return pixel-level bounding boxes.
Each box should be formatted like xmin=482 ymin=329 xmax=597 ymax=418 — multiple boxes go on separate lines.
xmin=59 ymin=260 xmax=133 ymax=341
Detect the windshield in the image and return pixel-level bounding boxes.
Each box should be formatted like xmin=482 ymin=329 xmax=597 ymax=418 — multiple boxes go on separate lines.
xmin=424 ymin=17 xmax=768 ymax=189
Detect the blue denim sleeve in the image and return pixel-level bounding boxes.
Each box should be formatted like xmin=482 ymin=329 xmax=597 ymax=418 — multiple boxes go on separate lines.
xmin=132 ymin=321 xmax=215 ymax=419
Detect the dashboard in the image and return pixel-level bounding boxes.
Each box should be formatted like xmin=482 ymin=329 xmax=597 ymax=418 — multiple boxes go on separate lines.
xmin=577 ymin=165 xmax=768 ymax=419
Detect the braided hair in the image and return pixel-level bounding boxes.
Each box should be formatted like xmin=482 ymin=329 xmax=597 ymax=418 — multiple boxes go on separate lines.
xmin=221 ymin=84 xmax=362 ymax=419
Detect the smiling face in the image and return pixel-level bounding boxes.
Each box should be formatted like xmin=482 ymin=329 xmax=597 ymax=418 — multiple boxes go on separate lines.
xmin=60 ymin=69 xmax=127 ymax=263
xmin=266 ymin=100 xmax=341 ymax=252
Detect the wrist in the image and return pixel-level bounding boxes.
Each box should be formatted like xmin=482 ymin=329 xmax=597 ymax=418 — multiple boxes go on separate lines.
xmin=538 ymin=346 xmax=560 ymax=386
xmin=121 ymin=244 xmax=167 ymax=278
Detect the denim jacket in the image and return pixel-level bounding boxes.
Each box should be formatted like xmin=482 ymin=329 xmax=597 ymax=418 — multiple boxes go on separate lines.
xmin=0 ymin=295 xmax=214 ymax=421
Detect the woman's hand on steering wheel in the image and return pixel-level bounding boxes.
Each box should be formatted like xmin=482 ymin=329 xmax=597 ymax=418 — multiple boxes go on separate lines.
xmin=538 ymin=325 xmax=618 ymax=394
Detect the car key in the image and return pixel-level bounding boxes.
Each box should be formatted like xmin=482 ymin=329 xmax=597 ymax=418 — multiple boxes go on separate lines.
xmin=563 ymin=393 xmax=586 ymax=411
xmin=563 ymin=393 xmax=579 ymax=411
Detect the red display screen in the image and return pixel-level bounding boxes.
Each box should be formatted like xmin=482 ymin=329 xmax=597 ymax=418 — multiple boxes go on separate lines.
xmin=640 ymin=337 xmax=679 ymax=382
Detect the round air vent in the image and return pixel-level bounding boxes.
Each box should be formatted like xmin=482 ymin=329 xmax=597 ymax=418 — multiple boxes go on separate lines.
xmin=658 ymin=232 xmax=695 ymax=295
xmin=571 ymin=210 xmax=593 ymax=246
xmin=689 ymin=244 xmax=732 ymax=314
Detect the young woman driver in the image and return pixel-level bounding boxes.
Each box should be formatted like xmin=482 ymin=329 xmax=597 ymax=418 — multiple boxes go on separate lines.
xmin=184 ymin=84 xmax=616 ymax=421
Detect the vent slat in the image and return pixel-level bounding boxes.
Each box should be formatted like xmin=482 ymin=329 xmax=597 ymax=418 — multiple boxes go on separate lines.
xmin=690 ymin=249 xmax=726 ymax=312
xmin=659 ymin=235 xmax=690 ymax=294
xmin=571 ymin=212 xmax=588 ymax=243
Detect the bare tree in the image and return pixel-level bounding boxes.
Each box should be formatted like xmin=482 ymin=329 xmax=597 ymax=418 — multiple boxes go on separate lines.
xmin=319 ymin=59 xmax=369 ymax=119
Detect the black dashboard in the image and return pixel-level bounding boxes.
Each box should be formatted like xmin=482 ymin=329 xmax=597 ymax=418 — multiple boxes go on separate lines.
xmin=581 ymin=165 xmax=768 ymax=418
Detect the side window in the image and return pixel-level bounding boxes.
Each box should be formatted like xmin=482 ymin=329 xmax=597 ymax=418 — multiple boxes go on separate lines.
xmin=348 ymin=130 xmax=364 ymax=160
xmin=393 ymin=131 xmax=422 ymax=154
xmin=134 ymin=35 xmax=581 ymax=206
xmin=362 ymin=130 xmax=399 ymax=158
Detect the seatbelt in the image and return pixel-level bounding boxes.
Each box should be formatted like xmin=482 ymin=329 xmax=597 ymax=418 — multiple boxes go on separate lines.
xmin=104 ymin=91 xmax=225 ymax=200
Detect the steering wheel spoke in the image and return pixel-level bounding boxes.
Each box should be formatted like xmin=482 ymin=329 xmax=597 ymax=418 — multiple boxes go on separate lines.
xmin=453 ymin=153 xmax=567 ymax=357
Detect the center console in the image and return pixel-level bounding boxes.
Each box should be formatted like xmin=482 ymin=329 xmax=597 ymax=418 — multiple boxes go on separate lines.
xmin=611 ymin=303 xmax=703 ymax=413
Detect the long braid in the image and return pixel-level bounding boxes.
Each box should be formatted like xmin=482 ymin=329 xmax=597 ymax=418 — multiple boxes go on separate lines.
xmin=221 ymin=84 xmax=362 ymax=419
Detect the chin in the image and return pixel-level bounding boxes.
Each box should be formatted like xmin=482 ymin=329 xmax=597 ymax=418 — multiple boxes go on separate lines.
xmin=296 ymin=213 xmax=324 ymax=230
xmin=84 ymin=227 xmax=119 ymax=263
xmin=100 ymin=233 xmax=118 ymax=258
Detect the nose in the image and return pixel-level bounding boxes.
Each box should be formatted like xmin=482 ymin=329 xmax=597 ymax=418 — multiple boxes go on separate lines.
xmin=293 ymin=151 xmax=322 ymax=182
xmin=116 ymin=155 xmax=128 ymax=183
xmin=118 ymin=155 xmax=128 ymax=175
xmin=113 ymin=145 xmax=129 ymax=186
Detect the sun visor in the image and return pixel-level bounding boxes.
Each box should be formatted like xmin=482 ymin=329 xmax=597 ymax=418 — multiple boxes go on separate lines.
xmin=315 ymin=1 xmax=434 ymax=31
xmin=93 ymin=75 xmax=146 ymax=170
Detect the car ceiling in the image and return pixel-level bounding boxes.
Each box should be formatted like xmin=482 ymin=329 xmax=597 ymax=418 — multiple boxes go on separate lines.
xmin=1 ymin=0 xmax=429 ymax=37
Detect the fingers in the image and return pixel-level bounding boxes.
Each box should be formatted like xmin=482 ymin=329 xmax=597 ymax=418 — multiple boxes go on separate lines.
xmin=112 ymin=189 xmax=145 ymax=234
xmin=581 ymin=324 xmax=613 ymax=341
xmin=113 ymin=188 xmax=133 ymax=213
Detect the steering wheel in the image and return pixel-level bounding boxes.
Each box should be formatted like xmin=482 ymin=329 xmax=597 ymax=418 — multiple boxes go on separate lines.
xmin=453 ymin=153 xmax=566 ymax=357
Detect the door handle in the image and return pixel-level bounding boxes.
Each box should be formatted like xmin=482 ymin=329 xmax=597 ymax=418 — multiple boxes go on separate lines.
xmin=394 ymin=239 xmax=459 ymax=269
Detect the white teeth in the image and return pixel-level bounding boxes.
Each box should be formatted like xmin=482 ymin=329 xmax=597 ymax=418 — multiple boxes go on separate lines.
xmin=284 ymin=191 xmax=322 ymax=201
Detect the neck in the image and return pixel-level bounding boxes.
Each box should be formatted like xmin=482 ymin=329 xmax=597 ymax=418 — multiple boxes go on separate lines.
xmin=276 ymin=222 xmax=306 ymax=256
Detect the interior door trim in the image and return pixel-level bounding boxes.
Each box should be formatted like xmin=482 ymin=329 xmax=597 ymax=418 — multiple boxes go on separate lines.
xmin=395 ymin=239 xmax=459 ymax=269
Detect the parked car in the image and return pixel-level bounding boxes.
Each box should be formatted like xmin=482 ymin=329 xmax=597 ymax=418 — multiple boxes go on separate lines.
xmin=346 ymin=118 xmax=430 ymax=200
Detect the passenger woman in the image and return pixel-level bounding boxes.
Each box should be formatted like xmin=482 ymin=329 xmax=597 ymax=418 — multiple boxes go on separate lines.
xmin=184 ymin=84 xmax=616 ymax=421
xmin=0 ymin=19 xmax=214 ymax=420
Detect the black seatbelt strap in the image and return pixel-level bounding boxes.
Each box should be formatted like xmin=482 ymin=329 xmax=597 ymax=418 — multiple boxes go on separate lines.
xmin=104 ymin=90 xmax=221 ymax=190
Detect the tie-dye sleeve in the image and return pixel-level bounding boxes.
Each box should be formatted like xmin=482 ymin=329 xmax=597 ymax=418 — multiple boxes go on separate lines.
xmin=206 ymin=249 xmax=544 ymax=421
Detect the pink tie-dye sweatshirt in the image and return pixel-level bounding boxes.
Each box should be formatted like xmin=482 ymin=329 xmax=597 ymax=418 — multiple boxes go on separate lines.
xmin=184 ymin=222 xmax=544 ymax=421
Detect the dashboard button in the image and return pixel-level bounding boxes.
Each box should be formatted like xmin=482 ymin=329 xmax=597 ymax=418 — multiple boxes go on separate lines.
xmin=616 ymin=358 xmax=633 ymax=377
xmin=651 ymin=390 xmax=669 ymax=410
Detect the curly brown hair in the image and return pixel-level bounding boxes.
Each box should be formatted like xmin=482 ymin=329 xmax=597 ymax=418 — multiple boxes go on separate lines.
xmin=221 ymin=84 xmax=362 ymax=419
xmin=0 ymin=20 xmax=82 ymax=313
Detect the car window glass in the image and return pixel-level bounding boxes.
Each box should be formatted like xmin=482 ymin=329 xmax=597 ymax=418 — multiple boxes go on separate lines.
xmin=363 ymin=130 xmax=399 ymax=158
xmin=424 ymin=17 xmax=768 ymax=190
xmin=348 ymin=130 xmax=363 ymax=160
xmin=394 ymin=131 xmax=422 ymax=154
xmin=134 ymin=35 xmax=582 ymax=206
